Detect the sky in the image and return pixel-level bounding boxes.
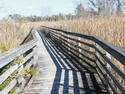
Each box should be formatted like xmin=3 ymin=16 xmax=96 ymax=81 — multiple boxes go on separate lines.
xmin=0 ymin=0 xmax=88 ymax=18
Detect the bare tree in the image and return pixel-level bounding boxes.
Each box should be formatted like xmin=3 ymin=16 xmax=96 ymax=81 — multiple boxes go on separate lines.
xmin=76 ymin=3 xmax=86 ymax=18
xmin=105 ymin=0 xmax=115 ymax=16
xmin=115 ymin=0 xmax=125 ymax=16
xmin=88 ymin=0 xmax=125 ymax=16
xmin=88 ymin=0 xmax=116 ymax=16
xmin=88 ymin=0 xmax=103 ymax=15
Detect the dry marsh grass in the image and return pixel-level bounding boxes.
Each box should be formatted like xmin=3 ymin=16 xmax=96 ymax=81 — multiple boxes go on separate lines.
xmin=0 ymin=19 xmax=43 ymax=54
xmin=1 ymin=17 xmax=125 ymax=52
xmin=40 ymin=17 xmax=125 ymax=49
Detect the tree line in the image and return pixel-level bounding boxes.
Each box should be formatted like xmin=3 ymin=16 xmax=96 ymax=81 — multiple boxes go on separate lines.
xmin=8 ymin=13 xmax=75 ymax=22
xmin=76 ymin=0 xmax=125 ymax=17
xmin=8 ymin=0 xmax=125 ymax=22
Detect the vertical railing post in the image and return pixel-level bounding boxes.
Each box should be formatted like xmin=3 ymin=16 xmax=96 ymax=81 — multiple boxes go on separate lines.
xmin=32 ymin=30 xmax=38 ymax=67
xmin=106 ymin=52 xmax=111 ymax=69
xmin=95 ymin=43 xmax=111 ymax=93
xmin=78 ymin=37 xmax=81 ymax=58
xmin=106 ymin=52 xmax=113 ymax=94
xmin=17 ymin=62 xmax=25 ymax=92
xmin=33 ymin=46 xmax=38 ymax=67
xmin=67 ymin=35 xmax=70 ymax=51
xmin=95 ymin=43 xmax=102 ymax=71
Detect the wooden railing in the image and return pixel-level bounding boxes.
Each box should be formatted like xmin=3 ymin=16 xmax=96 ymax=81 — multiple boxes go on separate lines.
xmin=41 ymin=26 xmax=125 ymax=94
xmin=0 ymin=28 xmax=38 ymax=94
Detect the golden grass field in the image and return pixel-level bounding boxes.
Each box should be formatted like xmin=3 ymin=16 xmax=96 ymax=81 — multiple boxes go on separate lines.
xmin=0 ymin=16 xmax=125 ymax=54
xmin=0 ymin=16 xmax=124 ymax=93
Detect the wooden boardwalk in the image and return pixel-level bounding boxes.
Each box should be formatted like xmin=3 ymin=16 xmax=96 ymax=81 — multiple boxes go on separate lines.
xmin=22 ymin=32 xmax=107 ymax=94
xmin=0 ymin=26 xmax=124 ymax=94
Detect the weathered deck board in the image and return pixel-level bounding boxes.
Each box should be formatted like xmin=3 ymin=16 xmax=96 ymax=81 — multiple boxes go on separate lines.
xmin=22 ymin=32 xmax=107 ymax=94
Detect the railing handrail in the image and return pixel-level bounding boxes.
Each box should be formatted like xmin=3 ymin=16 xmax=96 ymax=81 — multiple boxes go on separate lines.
xmin=0 ymin=27 xmax=38 ymax=94
xmin=41 ymin=26 xmax=125 ymax=66
xmin=40 ymin=26 xmax=125 ymax=93
xmin=0 ymin=39 xmax=37 ymax=69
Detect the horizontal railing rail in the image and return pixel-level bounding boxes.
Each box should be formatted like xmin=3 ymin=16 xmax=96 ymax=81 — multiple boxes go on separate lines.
xmin=40 ymin=26 xmax=125 ymax=94
xmin=0 ymin=27 xmax=38 ymax=94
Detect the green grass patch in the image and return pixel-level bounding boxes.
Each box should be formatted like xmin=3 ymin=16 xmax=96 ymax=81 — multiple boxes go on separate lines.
xmin=0 ymin=43 xmax=11 ymax=54
xmin=8 ymin=84 xmax=17 ymax=94
xmin=0 ymin=55 xmax=24 ymax=75
xmin=0 ymin=70 xmax=18 ymax=91
xmin=24 ymin=66 xmax=36 ymax=79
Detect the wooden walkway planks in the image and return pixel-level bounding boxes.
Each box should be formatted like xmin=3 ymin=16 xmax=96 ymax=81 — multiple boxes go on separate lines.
xmin=22 ymin=31 xmax=56 ymax=94
xmin=22 ymin=32 xmax=107 ymax=94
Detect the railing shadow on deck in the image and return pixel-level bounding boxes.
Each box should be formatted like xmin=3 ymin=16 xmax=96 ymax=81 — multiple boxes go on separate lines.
xmin=40 ymin=26 xmax=125 ymax=94
xmin=39 ymin=32 xmax=107 ymax=94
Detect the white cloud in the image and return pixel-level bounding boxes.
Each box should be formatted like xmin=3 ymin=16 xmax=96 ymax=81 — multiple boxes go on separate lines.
xmin=26 ymin=6 xmax=33 ymax=10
